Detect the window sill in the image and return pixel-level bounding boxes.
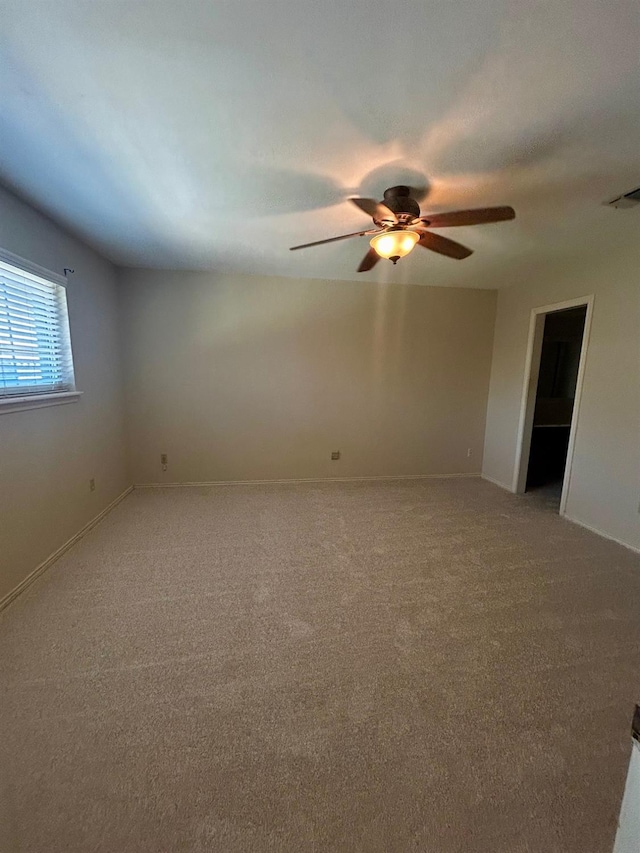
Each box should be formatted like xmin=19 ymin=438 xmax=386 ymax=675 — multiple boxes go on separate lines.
xmin=0 ymin=391 xmax=83 ymax=415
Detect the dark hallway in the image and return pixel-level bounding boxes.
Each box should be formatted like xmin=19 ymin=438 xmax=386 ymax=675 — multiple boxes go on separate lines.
xmin=526 ymin=305 xmax=587 ymax=508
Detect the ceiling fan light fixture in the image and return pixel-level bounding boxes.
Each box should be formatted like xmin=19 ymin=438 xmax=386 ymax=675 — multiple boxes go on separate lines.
xmin=289 ymin=187 xmax=514 ymax=271
xmin=370 ymin=229 xmax=419 ymax=263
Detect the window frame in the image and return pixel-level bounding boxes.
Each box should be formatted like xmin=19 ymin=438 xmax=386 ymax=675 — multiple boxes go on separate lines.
xmin=0 ymin=248 xmax=82 ymax=414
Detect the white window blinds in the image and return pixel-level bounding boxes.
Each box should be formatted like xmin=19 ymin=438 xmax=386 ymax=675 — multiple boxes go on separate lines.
xmin=0 ymin=257 xmax=75 ymax=398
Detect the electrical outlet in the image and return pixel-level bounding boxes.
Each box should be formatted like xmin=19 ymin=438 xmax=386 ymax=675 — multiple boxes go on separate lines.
xmin=467 ymin=448 xmax=473 ymax=458
xmin=331 ymin=450 xmax=341 ymax=461
xmin=160 ymin=453 xmax=168 ymax=465
xmin=89 ymin=478 xmax=96 ymax=492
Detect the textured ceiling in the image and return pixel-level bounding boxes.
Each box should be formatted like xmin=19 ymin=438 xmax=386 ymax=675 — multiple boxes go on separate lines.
xmin=0 ymin=0 xmax=639 ymax=286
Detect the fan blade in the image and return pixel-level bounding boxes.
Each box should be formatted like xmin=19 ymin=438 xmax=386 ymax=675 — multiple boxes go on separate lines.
xmin=419 ymin=206 xmax=515 ymax=228
xmin=357 ymin=248 xmax=380 ymax=272
xmin=350 ymin=197 xmax=398 ymax=224
xmin=417 ymin=230 xmax=473 ymax=260
xmin=290 ymin=229 xmax=374 ymax=251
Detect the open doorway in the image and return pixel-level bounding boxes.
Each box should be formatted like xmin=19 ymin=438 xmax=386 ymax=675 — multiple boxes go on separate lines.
xmin=526 ymin=306 xmax=587 ymax=505
xmin=513 ymin=296 xmax=593 ymax=514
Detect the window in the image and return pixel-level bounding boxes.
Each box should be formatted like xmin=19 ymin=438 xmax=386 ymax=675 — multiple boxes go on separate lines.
xmin=0 ymin=252 xmax=77 ymax=405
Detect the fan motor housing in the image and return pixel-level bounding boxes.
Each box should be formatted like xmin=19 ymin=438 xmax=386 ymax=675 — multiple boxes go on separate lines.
xmin=382 ymin=185 xmax=420 ymax=219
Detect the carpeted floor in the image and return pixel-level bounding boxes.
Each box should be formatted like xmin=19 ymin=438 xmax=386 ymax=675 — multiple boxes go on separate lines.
xmin=2 ymin=478 xmax=640 ymax=853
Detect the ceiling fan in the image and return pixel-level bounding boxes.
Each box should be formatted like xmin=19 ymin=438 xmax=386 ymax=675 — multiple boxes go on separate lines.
xmin=290 ymin=185 xmax=515 ymax=272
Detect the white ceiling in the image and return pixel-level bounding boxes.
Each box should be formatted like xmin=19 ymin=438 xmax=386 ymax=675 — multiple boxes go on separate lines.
xmin=1 ymin=0 xmax=639 ymax=287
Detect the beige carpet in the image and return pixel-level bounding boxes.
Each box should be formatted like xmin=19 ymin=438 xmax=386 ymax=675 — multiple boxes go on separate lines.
xmin=2 ymin=478 xmax=640 ymax=852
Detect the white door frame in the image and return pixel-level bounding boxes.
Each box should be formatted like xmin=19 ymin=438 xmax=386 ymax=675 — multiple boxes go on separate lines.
xmin=512 ymin=295 xmax=594 ymax=515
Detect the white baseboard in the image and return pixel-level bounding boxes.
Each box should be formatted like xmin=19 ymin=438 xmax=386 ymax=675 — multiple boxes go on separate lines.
xmin=481 ymin=473 xmax=514 ymax=492
xmin=0 ymin=485 xmax=134 ymax=613
xmin=562 ymin=513 xmax=640 ymax=555
xmin=134 ymin=472 xmax=482 ymax=489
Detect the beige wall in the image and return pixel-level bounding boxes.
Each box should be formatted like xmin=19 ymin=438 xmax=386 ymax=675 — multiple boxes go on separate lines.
xmin=0 ymin=187 xmax=130 ymax=602
xmin=483 ymin=232 xmax=640 ymax=551
xmin=119 ymin=269 xmax=497 ymax=484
